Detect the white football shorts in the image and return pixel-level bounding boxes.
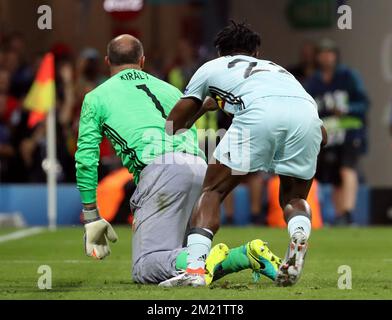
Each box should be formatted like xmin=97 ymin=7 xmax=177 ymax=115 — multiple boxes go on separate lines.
xmin=213 ymin=96 xmax=323 ymax=180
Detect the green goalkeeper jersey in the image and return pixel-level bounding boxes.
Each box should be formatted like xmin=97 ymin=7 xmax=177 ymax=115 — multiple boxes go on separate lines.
xmin=75 ymin=68 xmax=203 ymax=204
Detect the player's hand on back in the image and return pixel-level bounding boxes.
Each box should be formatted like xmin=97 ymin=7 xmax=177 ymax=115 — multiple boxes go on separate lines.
xmin=202 ymin=97 xmax=219 ymax=112
xmin=82 ymin=207 xmax=118 ymax=260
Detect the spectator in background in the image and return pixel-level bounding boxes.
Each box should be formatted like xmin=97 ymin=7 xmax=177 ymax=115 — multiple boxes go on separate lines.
xmin=306 ymin=39 xmax=370 ymax=225
xmin=0 ymin=95 xmax=14 ymax=169
xmin=76 ymin=48 xmax=107 ymax=94
xmin=288 ymin=41 xmax=317 ymax=84
xmin=0 ymin=67 xmax=27 ymax=182
xmin=167 ymin=39 xmax=200 ymax=91
xmin=143 ymin=49 xmax=166 ymax=79
xmin=2 ymin=33 xmax=34 ymax=98
xmin=0 ymin=39 xmax=32 ymax=182
xmin=0 ymin=68 xmax=19 ymax=124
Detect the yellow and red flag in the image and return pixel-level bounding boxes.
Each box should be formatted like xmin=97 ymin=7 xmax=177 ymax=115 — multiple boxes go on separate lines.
xmin=24 ymin=52 xmax=56 ymax=128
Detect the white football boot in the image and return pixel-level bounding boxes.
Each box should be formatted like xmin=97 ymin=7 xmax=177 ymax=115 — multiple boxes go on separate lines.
xmin=276 ymin=231 xmax=308 ymax=287
xmin=158 ymin=271 xmax=206 ymax=288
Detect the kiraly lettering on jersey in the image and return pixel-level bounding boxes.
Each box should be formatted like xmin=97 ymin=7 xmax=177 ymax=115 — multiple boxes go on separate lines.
xmin=120 ymin=70 xmax=149 ymax=81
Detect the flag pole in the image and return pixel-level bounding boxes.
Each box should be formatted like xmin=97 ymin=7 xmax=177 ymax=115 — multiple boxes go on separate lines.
xmin=24 ymin=52 xmax=57 ymax=230
xmin=47 ymin=107 xmax=57 ymax=231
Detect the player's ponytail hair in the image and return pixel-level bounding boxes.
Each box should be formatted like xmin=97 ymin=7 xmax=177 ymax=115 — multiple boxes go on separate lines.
xmin=214 ymin=21 xmax=261 ymax=57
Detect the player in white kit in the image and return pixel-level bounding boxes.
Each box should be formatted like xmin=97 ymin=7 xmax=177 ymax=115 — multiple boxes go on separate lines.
xmin=164 ymin=22 xmax=327 ymax=287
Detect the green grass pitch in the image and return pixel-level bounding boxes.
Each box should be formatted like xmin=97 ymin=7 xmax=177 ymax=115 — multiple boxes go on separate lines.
xmin=0 ymin=226 xmax=391 ymax=300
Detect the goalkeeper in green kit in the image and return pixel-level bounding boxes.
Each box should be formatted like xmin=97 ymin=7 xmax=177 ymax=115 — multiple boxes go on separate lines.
xmin=75 ymin=34 xmax=281 ymax=285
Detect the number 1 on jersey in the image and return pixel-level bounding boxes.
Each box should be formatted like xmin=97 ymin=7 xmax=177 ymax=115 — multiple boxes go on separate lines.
xmin=136 ymin=84 xmax=168 ymax=119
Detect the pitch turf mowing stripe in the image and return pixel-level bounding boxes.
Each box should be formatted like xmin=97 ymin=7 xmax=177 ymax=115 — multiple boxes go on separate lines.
xmin=0 ymin=227 xmax=45 ymax=244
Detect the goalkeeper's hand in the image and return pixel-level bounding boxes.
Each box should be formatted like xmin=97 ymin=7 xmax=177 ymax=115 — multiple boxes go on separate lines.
xmin=82 ymin=208 xmax=118 ymax=260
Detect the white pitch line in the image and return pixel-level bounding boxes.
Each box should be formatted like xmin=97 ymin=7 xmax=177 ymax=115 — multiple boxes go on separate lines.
xmin=0 ymin=260 xmax=131 ymax=264
xmin=0 ymin=227 xmax=45 ymax=244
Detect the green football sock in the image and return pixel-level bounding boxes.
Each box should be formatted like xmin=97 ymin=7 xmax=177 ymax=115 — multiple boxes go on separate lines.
xmin=213 ymin=245 xmax=251 ymax=281
xmin=175 ymin=250 xmax=188 ymax=270
xmin=221 ymin=245 xmax=251 ymax=273
xmin=175 ymin=245 xmax=251 ymax=278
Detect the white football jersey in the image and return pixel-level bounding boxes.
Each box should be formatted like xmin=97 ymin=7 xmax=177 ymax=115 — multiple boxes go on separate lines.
xmin=183 ymin=55 xmax=316 ymax=114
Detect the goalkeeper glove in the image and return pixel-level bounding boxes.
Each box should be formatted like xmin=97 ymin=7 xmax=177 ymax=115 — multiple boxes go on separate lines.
xmin=82 ymin=208 xmax=118 ymax=260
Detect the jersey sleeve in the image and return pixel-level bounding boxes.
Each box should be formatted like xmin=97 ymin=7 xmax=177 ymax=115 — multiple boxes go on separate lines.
xmin=75 ymin=93 xmax=103 ymax=204
xmin=182 ymin=62 xmax=211 ymax=102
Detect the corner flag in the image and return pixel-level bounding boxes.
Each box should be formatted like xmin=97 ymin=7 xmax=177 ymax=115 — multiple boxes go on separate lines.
xmin=24 ymin=52 xmax=56 ymax=128
xmin=24 ymin=52 xmax=58 ymax=230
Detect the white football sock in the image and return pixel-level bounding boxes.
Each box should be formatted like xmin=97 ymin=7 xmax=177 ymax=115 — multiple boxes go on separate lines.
xmin=288 ymin=215 xmax=311 ymax=239
xmin=186 ymin=229 xmax=213 ymax=271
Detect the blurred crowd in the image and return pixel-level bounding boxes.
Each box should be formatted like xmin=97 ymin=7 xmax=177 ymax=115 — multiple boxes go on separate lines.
xmin=0 ymin=32 xmax=371 ymax=225
xmin=0 ymin=33 xmax=111 ymax=183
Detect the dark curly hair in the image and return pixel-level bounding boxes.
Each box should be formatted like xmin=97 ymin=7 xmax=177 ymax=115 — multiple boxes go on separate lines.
xmin=213 ymin=21 xmax=261 ymax=56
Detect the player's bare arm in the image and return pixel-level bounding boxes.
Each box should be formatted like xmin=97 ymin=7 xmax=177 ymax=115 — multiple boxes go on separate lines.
xmin=166 ymin=97 xmax=218 ymax=134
